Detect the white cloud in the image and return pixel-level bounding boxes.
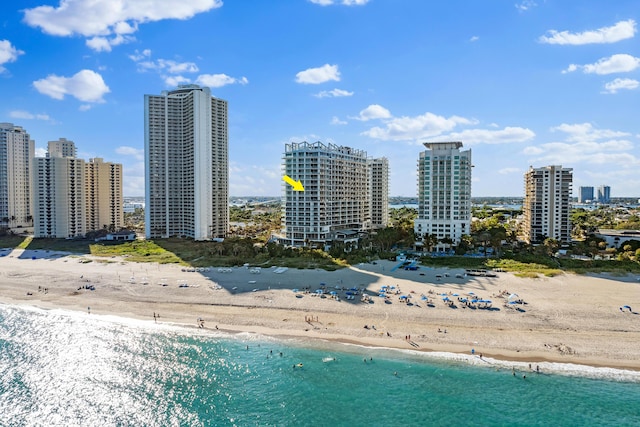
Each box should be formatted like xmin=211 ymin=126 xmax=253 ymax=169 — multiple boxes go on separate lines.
xmin=164 ymin=75 xmax=191 ymax=87
xmin=469 ymin=36 xmax=479 ymax=42
xmin=330 ymin=116 xmax=347 ymax=125
xmin=362 ymin=111 xmax=474 ymax=141
xmin=309 ymin=0 xmax=370 ymax=5
xmin=525 ymin=123 xmax=638 ymax=168
xmin=0 ymin=40 xmax=24 ymax=72
xmin=352 ymin=104 xmax=392 ymax=121
xmin=116 ymin=146 xmax=144 ymax=161
xmin=23 ymin=0 xmax=223 ymax=52
xmin=128 ymin=49 xmax=151 ymax=62
xmin=35 ymin=147 xmax=47 ymax=157
xmin=515 ymin=1 xmax=537 ymax=12
xmin=131 ymin=53 xmax=199 ymax=74
xmin=551 ymin=123 xmax=630 ymax=141
xmin=33 ymin=69 xmax=110 ymax=103
xmin=79 ymin=104 xmax=92 ymax=111
xmin=195 ymin=74 xmax=248 ymax=88
xmin=295 ymin=64 xmax=340 ymax=84
xmin=441 ymin=127 xmax=535 ymax=145
xmin=563 ymin=54 xmax=640 ymax=75
xmin=539 ymin=19 xmax=636 ymax=45
xmin=602 ymin=77 xmax=639 ymax=94
xmin=314 ymin=88 xmax=354 ymax=98
xmin=9 ymin=110 xmax=52 ymax=122
xmin=129 ymin=50 xmax=247 ymax=88
xmin=498 ymin=167 xmax=521 ymax=174
xmin=86 ymin=33 xmax=134 ymax=52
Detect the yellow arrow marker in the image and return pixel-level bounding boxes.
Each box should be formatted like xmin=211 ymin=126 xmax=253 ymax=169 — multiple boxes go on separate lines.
xmin=283 ymin=175 xmax=305 ymax=191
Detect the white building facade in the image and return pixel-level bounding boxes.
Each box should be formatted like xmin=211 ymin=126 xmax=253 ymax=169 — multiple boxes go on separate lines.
xmin=282 ymin=141 xmax=386 ymax=247
xmin=0 ymin=123 xmax=34 ymax=229
xmin=414 ymin=142 xmax=472 ymax=250
xmin=144 ymin=85 xmax=229 ymax=240
xmin=33 ymin=155 xmax=86 ymax=238
xmin=522 ymin=165 xmax=573 ymax=244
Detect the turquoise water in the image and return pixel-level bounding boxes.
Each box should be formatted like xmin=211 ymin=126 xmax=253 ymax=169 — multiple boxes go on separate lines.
xmin=1 ymin=304 xmax=639 ymax=426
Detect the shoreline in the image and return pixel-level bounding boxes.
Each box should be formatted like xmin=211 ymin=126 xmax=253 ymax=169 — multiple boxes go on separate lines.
xmin=1 ymin=248 xmax=639 ymax=373
xmin=3 ymin=301 xmax=640 ymax=383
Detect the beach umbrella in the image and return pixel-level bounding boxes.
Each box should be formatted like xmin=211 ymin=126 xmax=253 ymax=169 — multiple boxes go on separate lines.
xmin=442 ymin=297 xmax=449 ymax=301
xmin=350 ymin=287 xmax=358 ymax=291
xmin=315 ymin=289 xmax=323 ymax=294
xmin=508 ymin=301 xmax=517 ymax=305
xmin=471 ymin=299 xmax=478 ymax=303
xmin=421 ymin=295 xmax=428 ymax=300
xmin=390 ymin=286 xmax=396 ymax=289
xmin=379 ymin=293 xmax=386 ymax=298
xmin=468 ymin=292 xmax=475 ymax=295
xmin=330 ymin=291 xmax=337 ymax=295
xmin=508 ymin=293 xmax=519 ymax=301
xmin=400 ymin=295 xmax=407 ymax=299
xmin=452 ymin=293 xmax=459 ymax=296
xmin=292 ymin=288 xmax=299 ymax=293
xmin=320 ymin=282 xmax=326 ymax=286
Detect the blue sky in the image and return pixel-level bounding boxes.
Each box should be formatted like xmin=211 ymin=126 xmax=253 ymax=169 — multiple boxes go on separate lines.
xmin=1 ymin=0 xmax=639 ymax=197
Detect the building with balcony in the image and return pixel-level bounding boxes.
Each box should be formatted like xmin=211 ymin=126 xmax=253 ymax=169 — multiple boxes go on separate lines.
xmin=281 ymin=141 xmax=387 ymax=247
xmin=522 ymin=165 xmax=573 ymax=244
xmin=0 ymin=123 xmax=34 ymax=229
xmin=33 ymin=152 xmax=86 ymax=238
xmin=144 ymin=85 xmax=229 ymax=240
xmin=368 ymin=157 xmax=389 ymax=230
xmin=48 ymin=138 xmax=77 ymax=159
xmin=414 ymin=141 xmax=472 ymax=250
xmin=85 ymin=158 xmax=123 ymax=232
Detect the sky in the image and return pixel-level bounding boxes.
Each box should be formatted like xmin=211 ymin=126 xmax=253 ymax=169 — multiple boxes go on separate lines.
xmin=1 ymin=0 xmax=640 ymax=198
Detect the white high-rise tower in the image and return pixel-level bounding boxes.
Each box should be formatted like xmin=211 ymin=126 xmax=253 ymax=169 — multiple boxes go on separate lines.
xmin=0 ymin=123 xmax=34 ymax=229
xmin=414 ymin=141 xmax=472 ymax=251
xmin=144 ymin=85 xmax=229 ymax=240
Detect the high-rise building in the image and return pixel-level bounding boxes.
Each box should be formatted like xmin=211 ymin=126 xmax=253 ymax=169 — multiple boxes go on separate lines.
xmin=522 ymin=165 xmax=572 ymax=244
xmin=282 ymin=141 xmax=386 ymax=247
xmin=578 ymin=186 xmax=594 ymax=204
xmin=0 ymin=123 xmax=34 ymax=229
xmin=596 ymin=185 xmax=611 ymax=204
xmin=48 ymin=138 xmax=77 ymax=158
xmin=33 ymin=144 xmax=86 ymax=238
xmin=144 ymin=85 xmax=229 ymax=240
xmin=368 ymin=157 xmax=389 ymax=230
xmin=414 ymin=142 xmax=472 ymax=250
xmin=85 ymin=158 xmax=123 ymax=232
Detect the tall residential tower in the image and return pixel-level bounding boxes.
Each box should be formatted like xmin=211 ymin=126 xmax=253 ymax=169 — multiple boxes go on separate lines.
xmin=281 ymin=141 xmax=388 ymax=247
xmin=522 ymin=165 xmax=573 ymax=244
xmin=414 ymin=141 xmax=472 ymax=250
xmin=144 ymin=85 xmax=228 ymax=240
xmin=33 ymin=140 xmax=86 ymax=238
xmin=85 ymin=158 xmax=123 ymax=232
xmin=0 ymin=123 xmax=34 ymax=229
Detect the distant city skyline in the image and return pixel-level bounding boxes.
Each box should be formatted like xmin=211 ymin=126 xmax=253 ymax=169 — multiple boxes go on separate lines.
xmin=1 ymin=1 xmax=640 ymax=197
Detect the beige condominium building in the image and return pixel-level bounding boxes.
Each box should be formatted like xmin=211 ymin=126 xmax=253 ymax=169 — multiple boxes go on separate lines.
xmin=522 ymin=165 xmax=573 ymax=244
xmin=33 ymin=140 xmax=86 ymax=238
xmin=0 ymin=123 xmax=34 ymax=229
xmin=85 ymin=158 xmax=123 ymax=232
xmin=414 ymin=141 xmax=472 ymax=251
xmin=144 ymin=85 xmax=228 ymax=240
xmin=281 ymin=141 xmax=388 ymax=247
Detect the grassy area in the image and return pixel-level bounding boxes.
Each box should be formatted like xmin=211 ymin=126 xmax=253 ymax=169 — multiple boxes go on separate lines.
xmin=2 ymin=235 xmax=639 ymax=274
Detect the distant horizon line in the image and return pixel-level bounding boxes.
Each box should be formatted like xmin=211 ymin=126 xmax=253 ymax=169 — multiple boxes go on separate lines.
xmin=122 ymin=195 xmax=640 ymax=200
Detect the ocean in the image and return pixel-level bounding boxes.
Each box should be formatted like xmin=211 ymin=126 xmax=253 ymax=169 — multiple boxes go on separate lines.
xmin=1 ymin=304 xmax=639 ymax=427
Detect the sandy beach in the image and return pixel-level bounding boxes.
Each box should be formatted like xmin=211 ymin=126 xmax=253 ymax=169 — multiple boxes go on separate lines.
xmin=1 ymin=247 xmax=639 ymax=371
